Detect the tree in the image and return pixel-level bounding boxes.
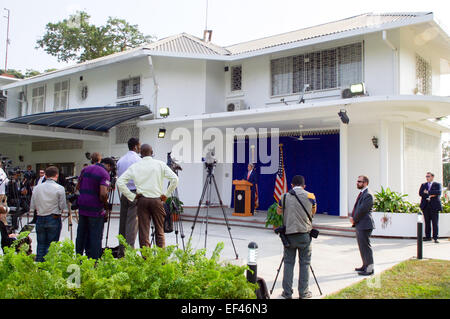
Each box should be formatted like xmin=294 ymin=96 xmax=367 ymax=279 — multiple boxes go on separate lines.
xmin=36 ymin=11 xmax=154 ymax=63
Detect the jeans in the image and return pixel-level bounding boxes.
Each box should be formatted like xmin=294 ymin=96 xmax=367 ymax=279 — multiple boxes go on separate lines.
xmin=35 ymin=215 xmax=62 ymax=262
xmin=282 ymin=233 xmax=312 ymax=298
xmin=75 ymin=214 xmax=105 ymax=259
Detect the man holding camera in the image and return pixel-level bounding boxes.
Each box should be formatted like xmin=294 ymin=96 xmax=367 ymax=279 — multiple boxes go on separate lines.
xmin=75 ymin=154 xmax=115 ymax=259
xmin=117 ymin=144 xmax=178 ymax=249
xmin=29 ymin=166 xmax=66 ymax=262
xmin=277 ymin=175 xmax=317 ymax=299
xmin=117 ymin=137 xmax=141 ymax=249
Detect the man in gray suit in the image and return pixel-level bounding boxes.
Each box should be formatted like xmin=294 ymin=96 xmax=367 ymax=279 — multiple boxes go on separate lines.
xmin=350 ymin=175 xmax=375 ymax=276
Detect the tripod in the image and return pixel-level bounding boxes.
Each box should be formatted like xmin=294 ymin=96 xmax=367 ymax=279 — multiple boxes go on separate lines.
xmin=188 ymin=164 xmax=238 ymax=259
xmin=104 ymin=178 xmax=117 ymax=248
xmin=170 ymin=187 xmax=186 ymax=250
xmin=270 ymin=256 xmax=322 ymax=296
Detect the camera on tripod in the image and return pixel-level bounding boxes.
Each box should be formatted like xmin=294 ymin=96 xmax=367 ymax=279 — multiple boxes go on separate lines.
xmin=274 ymin=225 xmax=290 ymax=248
xmin=167 ymin=152 xmax=182 ymax=174
xmin=202 ymin=150 xmax=217 ymax=172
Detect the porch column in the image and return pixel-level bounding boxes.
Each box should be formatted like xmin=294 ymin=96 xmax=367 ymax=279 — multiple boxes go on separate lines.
xmin=339 ymin=122 xmax=349 ymax=217
xmin=379 ymin=120 xmax=389 ymax=188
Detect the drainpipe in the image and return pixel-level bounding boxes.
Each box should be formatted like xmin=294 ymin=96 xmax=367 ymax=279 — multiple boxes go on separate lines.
xmin=146 ymin=54 xmax=159 ymax=119
xmin=382 ymin=30 xmax=399 ymax=95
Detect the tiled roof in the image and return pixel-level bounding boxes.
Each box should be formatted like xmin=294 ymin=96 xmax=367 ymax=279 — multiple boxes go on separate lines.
xmin=225 ymin=12 xmax=432 ymax=55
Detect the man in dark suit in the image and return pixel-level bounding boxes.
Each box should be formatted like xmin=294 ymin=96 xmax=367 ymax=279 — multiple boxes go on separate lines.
xmin=245 ymin=163 xmax=258 ymax=215
xmin=419 ymin=172 xmax=442 ymax=243
xmin=350 ymin=175 xmax=375 ymax=276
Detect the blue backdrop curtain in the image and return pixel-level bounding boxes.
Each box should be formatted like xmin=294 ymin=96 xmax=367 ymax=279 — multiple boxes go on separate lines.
xmin=231 ymin=133 xmax=340 ymax=215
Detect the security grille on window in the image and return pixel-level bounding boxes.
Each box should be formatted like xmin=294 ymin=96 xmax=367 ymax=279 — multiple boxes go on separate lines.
xmin=115 ymin=124 xmax=140 ymax=144
xmin=231 ymin=65 xmax=242 ymax=91
xmin=117 ymin=76 xmax=141 ymax=98
xmin=416 ymin=54 xmax=432 ymax=95
xmin=32 ymin=85 xmax=46 ymax=114
xmin=271 ymin=42 xmax=362 ymax=95
xmin=54 ymin=80 xmax=69 ymax=111
xmin=0 ymin=90 xmax=6 ymax=118
xmin=116 ymin=99 xmax=141 ymax=107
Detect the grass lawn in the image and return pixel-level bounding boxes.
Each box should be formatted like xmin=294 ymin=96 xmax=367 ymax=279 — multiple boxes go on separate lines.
xmin=327 ymin=259 xmax=450 ymax=299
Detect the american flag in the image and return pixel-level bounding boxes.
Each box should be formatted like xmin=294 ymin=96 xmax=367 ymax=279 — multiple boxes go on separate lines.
xmin=273 ymin=144 xmax=287 ymax=203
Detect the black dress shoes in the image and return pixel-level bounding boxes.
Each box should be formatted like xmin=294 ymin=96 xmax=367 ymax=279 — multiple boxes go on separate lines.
xmin=358 ymin=270 xmax=374 ymax=276
xmin=423 ymin=238 xmax=432 ymax=242
xmin=434 ymin=239 xmax=439 ymax=243
xmin=354 ymin=266 xmax=365 ymax=272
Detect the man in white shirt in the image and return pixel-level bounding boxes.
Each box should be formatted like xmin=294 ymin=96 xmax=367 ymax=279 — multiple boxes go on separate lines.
xmin=0 ymin=162 xmax=8 ymax=205
xmin=117 ymin=144 xmax=178 ymax=248
xmin=30 ymin=166 xmax=67 ymax=262
xmin=116 ymin=137 xmax=141 ymax=248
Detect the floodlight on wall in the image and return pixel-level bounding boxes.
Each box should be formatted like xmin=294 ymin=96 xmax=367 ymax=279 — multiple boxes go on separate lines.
xmin=159 ymin=107 xmax=170 ymax=118
xmin=350 ymin=83 xmax=366 ymax=96
xmin=372 ymin=136 xmax=379 ymax=149
xmin=158 ymin=128 xmax=166 ymax=138
xmin=342 ymin=82 xmax=366 ymax=99
xmin=338 ymin=109 xmax=349 ymax=124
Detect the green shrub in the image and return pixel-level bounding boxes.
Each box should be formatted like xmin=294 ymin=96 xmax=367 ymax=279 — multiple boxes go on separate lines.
xmin=265 ymin=202 xmax=283 ymax=228
xmin=0 ymin=236 xmax=257 ymax=299
xmin=373 ymin=187 xmax=419 ymax=214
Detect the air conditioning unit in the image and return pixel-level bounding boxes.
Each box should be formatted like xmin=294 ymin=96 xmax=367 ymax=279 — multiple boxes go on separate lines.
xmin=226 ymin=99 xmax=246 ymax=112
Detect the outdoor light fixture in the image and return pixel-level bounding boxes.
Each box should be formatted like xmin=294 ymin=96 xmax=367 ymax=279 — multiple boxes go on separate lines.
xmin=338 ymin=109 xmax=349 ymax=124
xmin=159 ymin=107 xmax=170 ymax=118
xmin=372 ymin=136 xmax=379 ymax=149
xmin=350 ymin=82 xmax=366 ymax=96
xmin=246 ymin=242 xmax=258 ymax=284
xmin=85 ymin=152 xmax=91 ymax=160
xmin=342 ymin=82 xmax=366 ymax=99
xmin=158 ymin=128 xmax=166 ymax=138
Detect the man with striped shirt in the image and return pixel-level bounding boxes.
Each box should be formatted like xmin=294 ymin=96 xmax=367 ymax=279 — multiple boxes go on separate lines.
xmin=75 ymin=153 xmax=115 ymax=259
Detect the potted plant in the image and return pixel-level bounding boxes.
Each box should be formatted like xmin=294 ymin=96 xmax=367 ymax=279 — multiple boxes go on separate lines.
xmin=265 ymin=202 xmax=283 ymax=228
xmin=166 ymin=196 xmax=184 ymax=221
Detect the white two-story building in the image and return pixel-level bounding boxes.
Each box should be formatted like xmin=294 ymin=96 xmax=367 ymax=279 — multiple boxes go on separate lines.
xmin=1 ymin=12 xmax=449 ymax=216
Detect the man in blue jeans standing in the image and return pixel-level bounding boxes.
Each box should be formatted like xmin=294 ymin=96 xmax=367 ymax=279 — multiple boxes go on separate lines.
xmin=277 ymin=175 xmax=317 ymax=299
xmin=75 ymin=154 xmax=114 ymax=259
xmin=29 ymin=166 xmax=66 ymax=262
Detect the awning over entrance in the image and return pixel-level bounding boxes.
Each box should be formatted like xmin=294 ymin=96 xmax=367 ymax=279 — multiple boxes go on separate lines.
xmin=7 ymin=105 xmax=151 ymax=132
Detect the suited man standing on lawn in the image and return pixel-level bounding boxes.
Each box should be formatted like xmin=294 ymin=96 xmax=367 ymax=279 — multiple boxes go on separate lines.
xmin=419 ymin=172 xmax=442 ymax=243
xmin=350 ymin=175 xmax=375 ymax=276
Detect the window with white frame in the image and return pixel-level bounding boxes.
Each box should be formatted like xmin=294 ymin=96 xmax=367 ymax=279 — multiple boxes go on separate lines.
xmin=416 ymin=54 xmax=432 ymax=95
xmin=231 ymin=65 xmax=242 ymax=91
xmin=32 ymin=85 xmax=46 ymax=114
xmin=117 ymin=76 xmax=141 ymax=98
xmin=271 ymin=42 xmax=362 ymax=96
xmin=54 ymin=80 xmax=69 ymax=111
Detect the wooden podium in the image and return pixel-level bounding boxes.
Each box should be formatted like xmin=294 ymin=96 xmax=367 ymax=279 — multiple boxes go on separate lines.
xmin=232 ymin=180 xmax=253 ymax=217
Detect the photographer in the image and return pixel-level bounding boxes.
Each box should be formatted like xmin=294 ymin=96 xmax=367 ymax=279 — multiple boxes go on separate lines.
xmin=276 ymin=175 xmax=317 ymax=299
xmin=30 ymin=166 xmax=66 ymax=262
xmin=117 ymin=137 xmax=141 ymax=250
xmin=75 ymin=154 xmax=115 ymax=259
xmin=6 ymin=171 xmax=29 ymax=230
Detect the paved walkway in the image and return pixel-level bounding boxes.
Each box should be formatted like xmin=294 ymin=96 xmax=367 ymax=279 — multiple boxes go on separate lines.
xmin=20 ymin=211 xmax=450 ymax=299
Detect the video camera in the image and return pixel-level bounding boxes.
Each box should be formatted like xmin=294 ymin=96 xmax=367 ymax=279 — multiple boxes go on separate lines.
xmin=202 ymin=149 xmax=217 ymax=173
xmin=167 ymin=152 xmax=182 ymax=174
xmin=274 ymin=225 xmax=290 ymax=248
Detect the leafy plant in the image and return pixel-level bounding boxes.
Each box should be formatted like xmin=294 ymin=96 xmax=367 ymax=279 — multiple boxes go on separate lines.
xmin=0 ymin=236 xmax=257 ymax=299
xmin=265 ymin=202 xmax=283 ymax=228
xmin=166 ymin=196 xmax=184 ymax=214
xmin=373 ymin=187 xmax=420 ymax=214
xmin=441 ymin=190 xmax=450 ymax=213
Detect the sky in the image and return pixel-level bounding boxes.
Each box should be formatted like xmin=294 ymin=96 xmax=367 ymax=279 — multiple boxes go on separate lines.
xmin=0 ymin=0 xmax=448 ymax=71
